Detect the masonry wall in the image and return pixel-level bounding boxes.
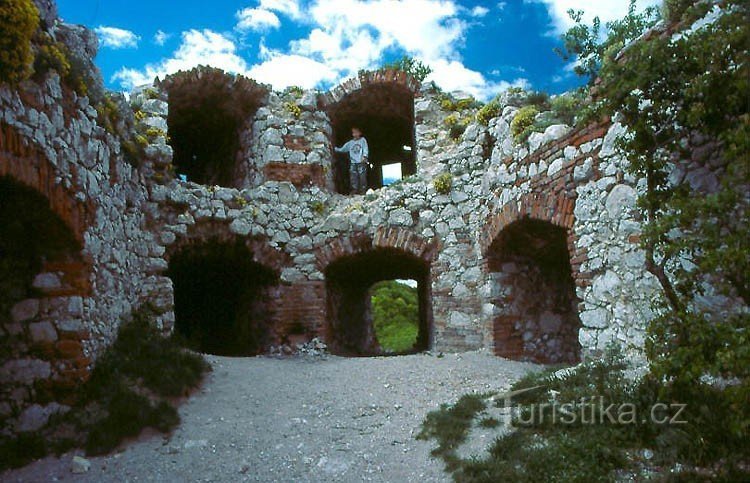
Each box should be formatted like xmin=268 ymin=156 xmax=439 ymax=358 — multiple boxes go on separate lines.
xmin=0 ymin=6 xmax=664 ymax=437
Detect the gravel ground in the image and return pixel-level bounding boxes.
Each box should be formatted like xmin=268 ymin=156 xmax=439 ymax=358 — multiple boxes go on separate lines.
xmin=1 ymin=351 xmax=538 ymax=483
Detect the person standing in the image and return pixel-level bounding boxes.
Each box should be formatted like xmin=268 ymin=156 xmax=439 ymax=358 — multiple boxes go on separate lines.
xmin=335 ymin=126 xmax=369 ymax=194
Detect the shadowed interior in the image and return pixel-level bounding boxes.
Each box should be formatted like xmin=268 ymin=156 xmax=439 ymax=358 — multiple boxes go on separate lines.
xmin=327 ymin=83 xmax=416 ymax=193
xmin=168 ymin=239 xmax=278 ymax=356
xmin=487 ymin=218 xmax=582 ymax=364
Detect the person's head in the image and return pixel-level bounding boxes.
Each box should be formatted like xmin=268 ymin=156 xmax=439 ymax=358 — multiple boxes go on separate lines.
xmin=351 ymin=126 xmax=362 ymax=139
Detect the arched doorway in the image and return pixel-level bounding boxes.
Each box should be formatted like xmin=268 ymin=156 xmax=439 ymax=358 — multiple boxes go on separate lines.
xmin=486 ymin=218 xmax=582 ymax=364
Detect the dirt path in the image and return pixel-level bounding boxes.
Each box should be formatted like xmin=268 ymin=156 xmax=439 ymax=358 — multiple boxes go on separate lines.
xmin=1 ymin=351 xmax=537 ymax=482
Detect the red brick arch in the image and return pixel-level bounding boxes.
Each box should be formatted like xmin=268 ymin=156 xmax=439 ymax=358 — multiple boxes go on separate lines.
xmin=314 ymin=226 xmax=438 ymax=271
xmin=480 ymin=192 xmax=578 ymax=258
xmin=163 ymin=221 xmax=291 ymax=274
xmin=0 ymin=122 xmax=90 ymax=243
xmin=318 ymin=69 xmax=422 ymax=108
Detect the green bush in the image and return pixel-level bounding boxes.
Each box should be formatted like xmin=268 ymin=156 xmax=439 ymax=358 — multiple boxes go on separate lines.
xmin=0 ymin=0 xmax=39 ymax=85
xmin=381 ymin=55 xmax=432 ymax=82
xmin=510 ymin=105 xmax=539 ymax=141
xmin=284 ymin=101 xmax=302 ymax=118
xmin=371 ymin=281 xmax=419 ymax=353
xmin=476 ymin=97 xmax=501 ymax=125
xmin=433 ymin=172 xmax=452 ymax=194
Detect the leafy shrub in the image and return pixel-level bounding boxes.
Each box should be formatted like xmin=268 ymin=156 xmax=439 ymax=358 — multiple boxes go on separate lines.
xmin=310 ymin=200 xmax=326 ymax=215
xmin=476 ymin=97 xmax=501 ymax=125
xmin=285 ymin=85 xmax=304 ymax=98
xmin=433 ymin=172 xmax=452 ymax=194
xmin=370 ymin=281 xmax=419 ymax=353
xmin=0 ymin=0 xmax=38 ymax=85
xmin=284 ymin=101 xmax=302 ymax=118
xmin=510 ymin=105 xmax=539 ymax=141
xmin=381 ymin=55 xmax=432 ymax=82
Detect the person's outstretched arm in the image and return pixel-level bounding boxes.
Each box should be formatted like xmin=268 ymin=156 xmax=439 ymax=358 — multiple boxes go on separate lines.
xmin=335 ymin=140 xmax=352 ymax=153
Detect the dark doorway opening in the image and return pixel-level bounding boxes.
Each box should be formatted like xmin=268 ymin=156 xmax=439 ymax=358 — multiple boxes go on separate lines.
xmin=168 ymin=239 xmax=278 ymax=356
xmin=0 ymin=177 xmax=81 ymax=327
xmin=487 ymin=218 xmax=582 ymax=364
xmin=328 ymin=83 xmax=415 ymax=194
xmin=325 ymin=249 xmax=431 ymax=356
xmin=161 ymin=68 xmax=267 ymax=187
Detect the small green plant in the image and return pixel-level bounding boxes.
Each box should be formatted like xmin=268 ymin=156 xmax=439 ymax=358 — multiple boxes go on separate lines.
xmin=233 ymin=196 xmax=248 ymax=208
xmin=310 ymin=200 xmax=326 ymax=216
xmin=284 ymin=101 xmax=302 ymax=118
xmin=32 ymin=34 xmax=71 ymax=80
xmin=285 ymin=85 xmax=304 ymax=98
xmin=510 ymin=105 xmax=539 ymax=142
xmin=145 ymin=126 xmax=167 ymax=139
xmin=134 ymin=109 xmax=147 ymax=122
xmin=478 ymin=416 xmax=500 ymax=429
xmin=433 ymin=172 xmax=452 ymax=195
xmin=381 ymin=55 xmax=432 ymax=83
xmin=0 ymin=0 xmax=39 ymax=85
xmin=476 ymin=97 xmax=501 ymax=125
xmin=143 ymin=87 xmax=160 ymax=100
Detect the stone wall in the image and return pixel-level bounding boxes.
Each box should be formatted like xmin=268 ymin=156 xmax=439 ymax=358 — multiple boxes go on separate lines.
xmin=0 ymin=2 xmax=666 ymax=436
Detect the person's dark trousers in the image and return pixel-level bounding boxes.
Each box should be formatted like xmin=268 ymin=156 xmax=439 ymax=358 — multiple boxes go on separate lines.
xmin=350 ymin=162 xmax=367 ymax=194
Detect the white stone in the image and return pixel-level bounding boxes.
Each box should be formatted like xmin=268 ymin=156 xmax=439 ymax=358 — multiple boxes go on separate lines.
xmin=605 ymin=184 xmax=637 ymax=218
xmin=71 ymin=456 xmax=91 ymax=474
xmin=32 ymin=273 xmax=61 ymax=290
xmin=580 ymin=308 xmax=609 ymax=328
xmin=29 ymin=321 xmax=58 ymax=343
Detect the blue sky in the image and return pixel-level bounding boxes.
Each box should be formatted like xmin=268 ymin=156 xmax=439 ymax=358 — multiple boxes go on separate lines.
xmin=56 ymin=0 xmax=658 ymax=100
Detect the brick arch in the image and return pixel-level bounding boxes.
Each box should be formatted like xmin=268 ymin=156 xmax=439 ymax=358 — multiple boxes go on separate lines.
xmin=480 ymin=192 xmax=578 ymax=259
xmin=0 ymin=122 xmax=90 ymax=243
xmin=318 ymin=69 xmax=421 ymax=108
xmin=163 ymin=221 xmax=290 ymax=274
xmin=314 ymin=226 xmax=438 ymax=271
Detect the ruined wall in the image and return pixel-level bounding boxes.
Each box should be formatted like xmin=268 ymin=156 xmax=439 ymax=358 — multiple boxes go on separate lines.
xmin=0 ymin=3 xmax=665 ymax=437
xmin=0 ymin=24 xmax=164 ymax=434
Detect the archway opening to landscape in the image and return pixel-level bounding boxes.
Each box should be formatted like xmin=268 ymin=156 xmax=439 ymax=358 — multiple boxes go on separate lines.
xmin=168 ymin=239 xmax=278 ymax=356
xmin=0 ymin=176 xmax=81 ymax=346
xmin=487 ymin=218 xmax=581 ymax=364
xmin=161 ymin=67 xmax=267 ymax=187
xmin=327 ymin=83 xmax=415 ymax=193
xmin=325 ymin=249 xmax=431 ymax=356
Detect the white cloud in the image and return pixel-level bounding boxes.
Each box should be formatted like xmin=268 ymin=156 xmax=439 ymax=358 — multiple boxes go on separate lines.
xmin=94 ymin=26 xmax=140 ymax=49
xmin=259 ymin=0 xmax=303 ymax=19
xmin=154 ymin=30 xmax=171 ymax=46
xmin=471 ymin=6 xmax=489 ymax=17
xmin=112 ymin=29 xmax=249 ymax=88
xmin=427 ymin=59 xmax=529 ymax=101
xmin=529 ymin=0 xmax=661 ymax=32
xmin=236 ymin=7 xmax=281 ymax=31
xmin=112 ymin=0 xmax=529 ymax=98
xmin=497 ymin=1 xmax=507 ymax=9
xmin=248 ymin=52 xmax=338 ymax=89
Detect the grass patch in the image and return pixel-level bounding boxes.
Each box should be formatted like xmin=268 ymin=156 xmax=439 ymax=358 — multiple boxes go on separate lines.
xmin=0 ymin=305 xmax=211 ymax=469
xmin=418 ymin=345 xmax=750 ymax=481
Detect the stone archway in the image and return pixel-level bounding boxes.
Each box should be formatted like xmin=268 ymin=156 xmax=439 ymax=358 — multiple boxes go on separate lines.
xmin=160 ymin=67 xmax=268 ymax=188
xmin=481 ymin=194 xmax=582 ymax=364
xmin=317 ymin=228 xmax=437 ymax=355
xmin=321 ymin=70 xmax=420 ymax=193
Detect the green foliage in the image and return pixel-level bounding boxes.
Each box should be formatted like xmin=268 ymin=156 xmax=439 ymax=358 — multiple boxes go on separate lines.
xmin=555 ymin=0 xmax=660 ymax=84
xmin=381 ymin=55 xmax=432 ymax=83
xmin=283 ymin=101 xmax=302 ymax=118
xmin=476 ymin=97 xmax=501 ymax=125
xmin=433 ymin=172 xmax=452 ymax=195
xmin=285 ymin=85 xmax=304 ymax=98
xmin=419 ymin=345 xmax=750 ymax=481
xmin=510 ymin=105 xmax=539 ymax=142
xmin=443 ymin=113 xmax=470 ymax=141
xmin=549 ymin=90 xmax=592 ymax=127
xmin=33 ymin=34 xmax=71 ymax=80
xmin=0 ymin=0 xmax=38 ymax=85
xmin=417 ymin=393 xmax=488 ymax=464
xmin=310 ymin=200 xmax=326 ymax=216
xmin=0 ymin=306 xmax=210 ymax=468
xmin=145 ymin=126 xmax=167 ymax=139
xmin=439 ymin=94 xmax=480 ymax=113
xmin=370 ymin=281 xmax=419 ymax=353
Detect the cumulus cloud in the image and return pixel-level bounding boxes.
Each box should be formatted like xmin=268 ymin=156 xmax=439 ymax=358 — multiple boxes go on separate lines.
xmin=112 ymin=29 xmax=249 ymax=88
xmin=236 ymin=7 xmax=281 ymax=31
xmin=112 ymin=0 xmax=529 ymax=98
xmin=153 ymin=30 xmax=171 ymax=46
xmin=529 ymin=0 xmax=661 ymax=32
xmin=95 ymin=26 xmax=140 ymax=49
xmin=428 ymin=59 xmax=528 ymax=100
xmin=259 ymin=0 xmax=303 ymax=19
xmin=471 ymin=6 xmax=489 ymax=17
